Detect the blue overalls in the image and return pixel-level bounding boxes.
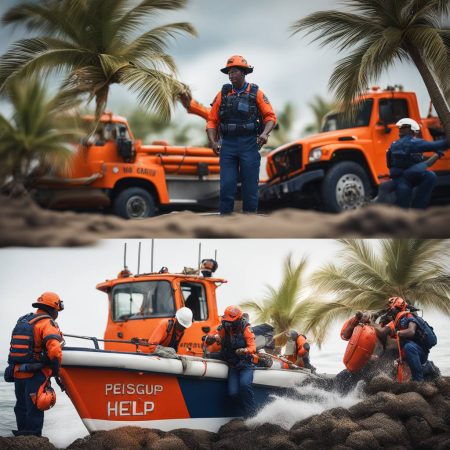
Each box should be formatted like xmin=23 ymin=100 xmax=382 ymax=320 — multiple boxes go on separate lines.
xmin=219 ymin=83 xmax=261 ymax=214
xmin=220 ymin=324 xmax=256 ymax=417
xmin=387 ymin=135 xmax=448 ymax=208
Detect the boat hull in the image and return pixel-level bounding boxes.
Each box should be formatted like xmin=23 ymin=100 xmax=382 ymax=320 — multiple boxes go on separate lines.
xmin=61 ymin=348 xmax=313 ymax=433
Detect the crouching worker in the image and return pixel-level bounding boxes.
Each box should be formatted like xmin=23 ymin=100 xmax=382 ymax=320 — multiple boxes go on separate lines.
xmin=283 ymin=330 xmax=315 ymax=372
xmin=377 ymin=297 xmax=438 ymax=382
xmin=141 ymin=307 xmax=193 ymax=354
xmin=205 ymin=305 xmax=256 ymax=417
xmin=5 ymin=292 xmax=64 ymax=437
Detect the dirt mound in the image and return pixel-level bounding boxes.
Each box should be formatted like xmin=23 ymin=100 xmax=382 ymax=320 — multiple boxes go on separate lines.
xmin=2 ymin=195 xmax=450 ymax=246
xmin=3 ymin=377 xmax=449 ymax=449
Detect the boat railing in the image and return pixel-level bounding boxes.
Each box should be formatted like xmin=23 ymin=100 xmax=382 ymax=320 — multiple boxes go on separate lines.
xmin=63 ymin=333 xmax=151 ymax=351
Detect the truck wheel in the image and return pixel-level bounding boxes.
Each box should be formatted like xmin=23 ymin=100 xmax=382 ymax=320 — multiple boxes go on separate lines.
xmin=321 ymin=162 xmax=372 ymax=212
xmin=113 ymin=187 xmax=156 ymax=219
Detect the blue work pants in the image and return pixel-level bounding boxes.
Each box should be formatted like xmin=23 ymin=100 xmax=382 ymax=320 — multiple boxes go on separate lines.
xmin=14 ymin=371 xmax=46 ymax=436
xmin=403 ymin=341 xmax=428 ymax=382
xmin=219 ymin=135 xmax=261 ymax=214
xmin=228 ymin=367 xmax=256 ymax=417
xmin=392 ymin=169 xmax=437 ymax=209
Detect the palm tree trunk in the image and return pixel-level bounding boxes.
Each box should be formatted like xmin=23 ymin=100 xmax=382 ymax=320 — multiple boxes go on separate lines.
xmin=406 ymin=43 xmax=450 ymax=140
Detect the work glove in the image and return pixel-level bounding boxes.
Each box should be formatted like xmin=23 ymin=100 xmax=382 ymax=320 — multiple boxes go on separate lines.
xmin=204 ymin=335 xmax=220 ymax=345
xmin=355 ymin=311 xmax=363 ymax=321
xmin=235 ymin=348 xmax=247 ymax=356
xmin=130 ymin=337 xmax=147 ymax=345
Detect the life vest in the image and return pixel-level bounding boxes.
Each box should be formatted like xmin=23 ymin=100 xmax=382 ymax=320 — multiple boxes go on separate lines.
xmin=388 ymin=137 xmax=424 ymax=170
xmin=160 ymin=319 xmax=184 ymax=352
xmin=8 ymin=313 xmax=60 ymax=365
xmin=218 ymin=84 xmax=262 ymax=136
xmin=394 ymin=311 xmax=437 ymax=350
xmin=343 ymin=324 xmax=377 ymax=373
xmin=220 ymin=323 xmax=253 ymax=368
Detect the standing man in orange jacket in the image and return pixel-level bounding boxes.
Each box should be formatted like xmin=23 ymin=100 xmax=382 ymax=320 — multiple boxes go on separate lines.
xmin=142 ymin=307 xmax=193 ymax=354
xmin=6 ymin=292 xmax=64 ymax=437
xmin=207 ymin=55 xmax=277 ymax=214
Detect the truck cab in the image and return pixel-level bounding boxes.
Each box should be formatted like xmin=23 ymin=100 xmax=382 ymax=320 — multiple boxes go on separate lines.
xmin=261 ymin=87 xmax=450 ymax=212
xmin=34 ymin=112 xmax=220 ymax=219
xmin=97 ymin=269 xmax=224 ymax=355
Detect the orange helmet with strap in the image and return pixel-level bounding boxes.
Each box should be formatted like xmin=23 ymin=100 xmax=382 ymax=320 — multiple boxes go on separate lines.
xmin=31 ymin=379 xmax=56 ymax=411
xmin=222 ymin=305 xmax=243 ymax=322
xmin=220 ymin=55 xmax=253 ymax=74
xmin=32 ymin=292 xmax=64 ymax=311
xmin=388 ymin=297 xmax=407 ymax=311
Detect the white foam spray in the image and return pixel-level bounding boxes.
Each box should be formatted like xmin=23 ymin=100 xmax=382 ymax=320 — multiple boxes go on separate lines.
xmin=247 ymin=383 xmax=364 ymax=430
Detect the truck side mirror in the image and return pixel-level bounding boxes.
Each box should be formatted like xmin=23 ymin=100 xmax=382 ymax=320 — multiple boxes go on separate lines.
xmin=376 ymin=120 xmax=391 ymax=134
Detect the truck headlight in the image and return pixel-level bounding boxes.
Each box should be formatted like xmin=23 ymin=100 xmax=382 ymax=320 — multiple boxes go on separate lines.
xmin=309 ymin=147 xmax=323 ymax=162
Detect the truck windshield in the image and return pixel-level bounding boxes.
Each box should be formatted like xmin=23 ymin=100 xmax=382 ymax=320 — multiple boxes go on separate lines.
xmin=321 ymin=99 xmax=373 ymax=132
xmin=112 ymin=281 xmax=175 ymax=321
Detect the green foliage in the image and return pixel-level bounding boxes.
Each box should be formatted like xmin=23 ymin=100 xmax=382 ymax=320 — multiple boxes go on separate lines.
xmin=270 ymin=102 xmax=296 ymax=147
xmin=301 ymin=239 xmax=450 ymax=345
xmin=0 ymin=76 xmax=82 ymax=190
xmin=302 ymin=95 xmax=337 ymax=135
xmin=240 ymin=255 xmax=312 ymax=345
xmin=292 ymin=0 xmax=450 ymax=109
xmin=0 ymin=0 xmax=196 ymax=119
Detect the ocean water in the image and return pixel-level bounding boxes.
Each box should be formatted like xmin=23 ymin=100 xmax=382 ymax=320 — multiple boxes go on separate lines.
xmin=1 ymin=316 xmax=449 ymax=448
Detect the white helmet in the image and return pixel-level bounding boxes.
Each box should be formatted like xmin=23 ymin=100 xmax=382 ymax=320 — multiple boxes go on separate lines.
xmin=396 ymin=118 xmax=420 ymax=133
xmin=176 ymin=307 xmax=193 ymax=328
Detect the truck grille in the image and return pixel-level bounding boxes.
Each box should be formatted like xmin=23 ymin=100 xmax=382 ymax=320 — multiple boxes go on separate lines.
xmin=271 ymin=145 xmax=302 ymax=178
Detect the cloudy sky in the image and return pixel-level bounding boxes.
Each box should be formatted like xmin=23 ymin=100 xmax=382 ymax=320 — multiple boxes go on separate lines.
xmin=1 ymin=239 xmax=449 ymax=374
xmin=0 ymin=0 xmax=441 ymax=138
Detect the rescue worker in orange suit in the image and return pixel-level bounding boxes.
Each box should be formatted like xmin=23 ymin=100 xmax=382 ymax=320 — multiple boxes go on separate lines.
xmin=283 ymin=330 xmax=315 ymax=372
xmin=376 ymin=298 xmax=436 ymax=382
xmin=6 ymin=292 xmax=64 ymax=437
xmin=205 ymin=305 xmax=256 ymax=417
xmin=206 ymin=55 xmax=277 ymax=214
xmin=142 ymin=307 xmax=193 ymax=353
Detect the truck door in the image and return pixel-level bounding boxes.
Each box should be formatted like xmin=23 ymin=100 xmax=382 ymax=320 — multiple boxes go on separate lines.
xmin=177 ymin=281 xmax=215 ymax=355
xmin=373 ymin=98 xmax=410 ymax=176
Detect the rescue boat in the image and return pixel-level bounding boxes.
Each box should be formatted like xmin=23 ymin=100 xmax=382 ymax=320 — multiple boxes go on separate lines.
xmin=60 ymin=345 xmax=317 ymax=432
xmin=59 ymin=248 xmax=320 ymax=433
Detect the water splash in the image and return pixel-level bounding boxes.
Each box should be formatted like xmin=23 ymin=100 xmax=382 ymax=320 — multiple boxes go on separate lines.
xmin=247 ymin=383 xmax=364 ymax=430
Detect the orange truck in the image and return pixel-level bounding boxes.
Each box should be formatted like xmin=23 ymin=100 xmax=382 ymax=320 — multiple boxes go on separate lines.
xmin=96 ymin=265 xmax=224 ymax=356
xmin=260 ymin=86 xmax=450 ymax=212
xmin=34 ymin=112 xmax=220 ymax=218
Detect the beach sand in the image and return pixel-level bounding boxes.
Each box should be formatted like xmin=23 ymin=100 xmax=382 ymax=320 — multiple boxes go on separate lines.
xmin=1 ymin=195 xmax=450 ymax=246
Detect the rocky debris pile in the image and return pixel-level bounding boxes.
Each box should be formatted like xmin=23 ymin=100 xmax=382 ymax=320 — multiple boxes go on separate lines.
xmin=1 ymin=376 xmax=449 ymax=449
xmin=2 ymin=194 xmax=450 ymax=246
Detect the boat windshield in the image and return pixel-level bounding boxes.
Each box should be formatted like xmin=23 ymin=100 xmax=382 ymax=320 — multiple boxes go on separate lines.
xmin=321 ymin=99 xmax=373 ymax=132
xmin=112 ymin=281 xmax=175 ymax=321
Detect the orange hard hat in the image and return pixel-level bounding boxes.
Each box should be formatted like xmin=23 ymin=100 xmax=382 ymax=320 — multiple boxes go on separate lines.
xmin=31 ymin=380 xmax=56 ymax=411
xmin=223 ymin=305 xmax=243 ymax=322
xmin=220 ymin=55 xmax=253 ymax=74
xmin=388 ymin=297 xmax=407 ymax=311
xmin=32 ymin=292 xmax=64 ymax=311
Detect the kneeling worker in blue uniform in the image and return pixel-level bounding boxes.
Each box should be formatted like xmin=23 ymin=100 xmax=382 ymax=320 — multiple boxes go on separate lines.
xmin=387 ymin=118 xmax=448 ymax=209
xmin=205 ymin=305 xmax=256 ymax=417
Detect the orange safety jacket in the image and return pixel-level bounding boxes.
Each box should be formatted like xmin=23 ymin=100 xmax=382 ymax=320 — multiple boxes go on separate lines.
xmin=206 ymin=83 xmax=277 ymax=131
xmin=285 ymin=334 xmax=309 ymax=366
xmin=13 ymin=309 xmax=63 ymax=379
xmin=144 ymin=318 xmax=185 ymax=354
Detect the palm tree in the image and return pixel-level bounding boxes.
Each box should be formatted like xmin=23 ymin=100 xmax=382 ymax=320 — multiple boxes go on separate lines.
xmin=0 ymin=77 xmax=82 ymax=196
xmin=240 ymin=255 xmax=310 ymax=347
xmin=291 ymin=0 xmax=450 ymax=138
xmin=0 ymin=0 xmax=196 ymax=120
xmin=269 ymin=102 xmax=296 ymax=148
xmin=301 ymin=239 xmax=450 ymax=345
xmin=302 ymin=95 xmax=337 ymax=135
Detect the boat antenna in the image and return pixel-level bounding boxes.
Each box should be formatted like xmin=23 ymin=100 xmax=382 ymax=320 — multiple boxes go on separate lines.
xmin=198 ymin=242 xmax=202 ymax=270
xmin=215 ymin=249 xmax=217 ymax=261
xmin=123 ymin=243 xmax=127 ymax=269
xmin=137 ymin=241 xmax=141 ymax=275
xmin=151 ymin=239 xmax=154 ymax=273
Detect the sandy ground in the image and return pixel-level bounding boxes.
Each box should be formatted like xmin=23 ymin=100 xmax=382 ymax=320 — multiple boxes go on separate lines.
xmin=1 ymin=195 xmax=450 ymax=246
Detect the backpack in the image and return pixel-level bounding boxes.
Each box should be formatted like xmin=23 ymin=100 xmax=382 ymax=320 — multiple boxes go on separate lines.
xmin=8 ymin=313 xmax=52 ymax=365
xmin=414 ymin=316 xmax=437 ymax=350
